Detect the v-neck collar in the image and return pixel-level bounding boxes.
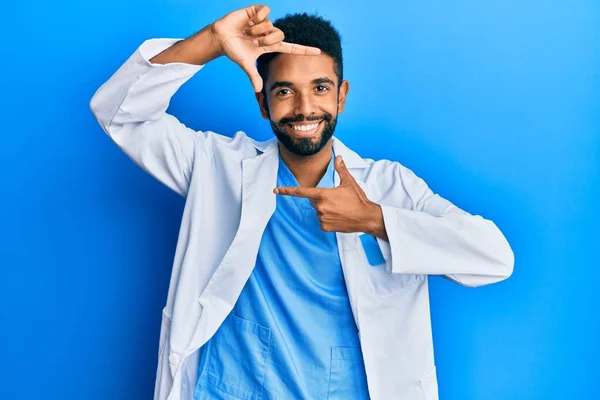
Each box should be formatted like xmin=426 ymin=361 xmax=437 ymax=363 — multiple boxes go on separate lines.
xmin=277 ymin=149 xmax=336 ymax=211
xmin=278 ymin=149 xmax=336 ymax=189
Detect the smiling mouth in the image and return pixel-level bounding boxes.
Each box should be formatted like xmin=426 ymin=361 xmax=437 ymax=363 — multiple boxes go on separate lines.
xmin=286 ymin=120 xmax=323 ymax=137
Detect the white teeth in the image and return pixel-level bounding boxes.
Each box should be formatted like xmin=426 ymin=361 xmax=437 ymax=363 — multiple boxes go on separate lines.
xmin=291 ymin=122 xmax=319 ymax=132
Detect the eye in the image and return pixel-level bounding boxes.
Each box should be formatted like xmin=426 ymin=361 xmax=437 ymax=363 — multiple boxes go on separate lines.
xmin=315 ymin=85 xmax=329 ymax=92
xmin=276 ymin=88 xmax=292 ymax=96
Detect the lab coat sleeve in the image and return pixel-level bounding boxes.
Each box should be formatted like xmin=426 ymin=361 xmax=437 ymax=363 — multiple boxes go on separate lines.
xmin=89 ymin=38 xmax=223 ymax=197
xmin=375 ymin=163 xmax=514 ymax=287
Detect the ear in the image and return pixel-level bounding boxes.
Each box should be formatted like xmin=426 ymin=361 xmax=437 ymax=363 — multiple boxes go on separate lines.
xmin=337 ymin=80 xmax=350 ymax=114
xmin=255 ymin=91 xmax=270 ymax=120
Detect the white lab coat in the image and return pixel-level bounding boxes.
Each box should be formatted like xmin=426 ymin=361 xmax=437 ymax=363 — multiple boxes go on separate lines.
xmin=89 ymin=38 xmax=514 ymax=400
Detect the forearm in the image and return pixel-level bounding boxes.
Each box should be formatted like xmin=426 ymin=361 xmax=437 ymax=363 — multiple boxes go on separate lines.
xmin=149 ymin=24 xmax=223 ymax=66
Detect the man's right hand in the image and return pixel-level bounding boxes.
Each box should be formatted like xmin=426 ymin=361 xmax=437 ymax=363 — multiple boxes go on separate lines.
xmin=211 ymin=5 xmax=321 ymax=92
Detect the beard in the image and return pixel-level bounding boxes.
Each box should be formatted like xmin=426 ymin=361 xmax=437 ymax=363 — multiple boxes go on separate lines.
xmin=269 ymin=112 xmax=338 ymax=157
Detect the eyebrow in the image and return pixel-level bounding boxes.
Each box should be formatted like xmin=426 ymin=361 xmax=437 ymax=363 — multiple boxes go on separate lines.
xmin=269 ymin=77 xmax=337 ymax=92
xmin=269 ymin=81 xmax=294 ymax=91
xmin=312 ymin=77 xmax=336 ymax=86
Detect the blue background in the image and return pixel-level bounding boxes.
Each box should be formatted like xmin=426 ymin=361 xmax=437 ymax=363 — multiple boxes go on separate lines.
xmin=2 ymin=0 xmax=598 ymax=399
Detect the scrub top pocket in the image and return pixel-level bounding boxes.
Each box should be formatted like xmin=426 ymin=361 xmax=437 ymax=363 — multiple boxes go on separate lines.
xmin=198 ymin=312 xmax=271 ymax=400
xmin=327 ymin=346 xmax=370 ymax=400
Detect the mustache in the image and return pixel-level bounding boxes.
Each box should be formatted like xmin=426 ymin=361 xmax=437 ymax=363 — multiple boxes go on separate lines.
xmin=278 ymin=113 xmax=332 ymax=126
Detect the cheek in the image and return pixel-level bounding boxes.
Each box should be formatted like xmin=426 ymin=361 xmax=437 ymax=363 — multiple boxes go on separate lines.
xmin=322 ymin=94 xmax=340 ymax=114
xmin=266 ymin=101 xmax=289 ymax=122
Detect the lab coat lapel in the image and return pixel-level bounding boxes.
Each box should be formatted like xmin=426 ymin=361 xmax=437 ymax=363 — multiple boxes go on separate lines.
xmin=331 ymin=138 xmax=370 ymax=332
xmin=203 ymin=146 xmax=279 ymax=307
xmin=191 ymin=144 xmax=279 ymax=356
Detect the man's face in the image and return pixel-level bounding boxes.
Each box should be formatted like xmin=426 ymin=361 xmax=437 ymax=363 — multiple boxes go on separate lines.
xmin=257 ymin=53 xmax=349 ymax=157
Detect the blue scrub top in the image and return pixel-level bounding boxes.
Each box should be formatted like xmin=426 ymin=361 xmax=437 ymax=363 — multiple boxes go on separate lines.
xmin=194 ymin=150 xmax=370 ymax=400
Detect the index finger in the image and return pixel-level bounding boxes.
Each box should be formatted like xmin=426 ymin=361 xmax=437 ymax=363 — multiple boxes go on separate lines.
xmin=276 ymin=41 xmax=321 ymax=56
xmin=274 ymin=186 xmax=324 ymax=199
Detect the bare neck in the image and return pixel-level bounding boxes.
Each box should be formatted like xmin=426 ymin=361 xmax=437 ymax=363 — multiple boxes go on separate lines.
xmin=278 ymin=139 xmax=334 ymax=188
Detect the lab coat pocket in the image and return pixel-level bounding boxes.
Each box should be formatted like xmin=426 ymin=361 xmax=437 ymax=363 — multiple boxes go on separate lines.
xmin=327 ymin=346 xmax=370 ymax=400
xmin=204 ymin=312 xmax=271 ymax=400
xmin=419 ymin=366 xmax=439 ymax=400
xmin=358 ymin=233 xmax=424 ymax=298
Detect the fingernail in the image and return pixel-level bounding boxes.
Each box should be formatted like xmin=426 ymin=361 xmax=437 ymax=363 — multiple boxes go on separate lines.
xmin=253 ymin=39 xmax=259 ymax=47
xmin=248 ymin=20 xmax=255 ymax=26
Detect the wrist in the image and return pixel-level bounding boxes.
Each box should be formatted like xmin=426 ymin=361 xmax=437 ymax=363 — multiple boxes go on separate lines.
xmin=207 ymin=23 xmax=225 ymax=58
xmin=364 ymin=202 xmax=384 ymax=237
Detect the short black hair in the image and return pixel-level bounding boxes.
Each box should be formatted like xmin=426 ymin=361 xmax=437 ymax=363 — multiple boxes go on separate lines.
xmin=257 ymin=13 xmax=343 ymax=91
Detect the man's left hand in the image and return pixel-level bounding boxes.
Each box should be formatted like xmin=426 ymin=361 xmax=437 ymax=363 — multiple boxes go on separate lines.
xmin=274 ymin=156 xmax=389 ymax=240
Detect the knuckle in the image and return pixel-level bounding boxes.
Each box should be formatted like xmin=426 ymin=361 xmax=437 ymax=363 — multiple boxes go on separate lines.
xmin=257 ymin=24 xmax=270 ymax=35
xmin=264 ymin=35 xmax=278 ymax=46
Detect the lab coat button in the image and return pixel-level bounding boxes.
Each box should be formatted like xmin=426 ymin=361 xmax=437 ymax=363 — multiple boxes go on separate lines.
xmin=168 ymin=352 xmax=180 ymax=365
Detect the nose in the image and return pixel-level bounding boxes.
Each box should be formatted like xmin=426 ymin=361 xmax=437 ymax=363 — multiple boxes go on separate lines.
xmin=293 ymin=92 xmax=315 ymax=117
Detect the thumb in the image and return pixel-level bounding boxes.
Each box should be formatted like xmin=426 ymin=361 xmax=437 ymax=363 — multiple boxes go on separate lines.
xmin=239 ymin=59 xmax=263 ymax=92
xmin=245 ymin=4 xmax=271 ymax=26
xmin=335 ymin=155 xmax=353 ymax=184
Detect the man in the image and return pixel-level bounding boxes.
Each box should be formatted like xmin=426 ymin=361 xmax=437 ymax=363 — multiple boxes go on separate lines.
xmin=90 ymin=5 xmax=514 ymax=400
